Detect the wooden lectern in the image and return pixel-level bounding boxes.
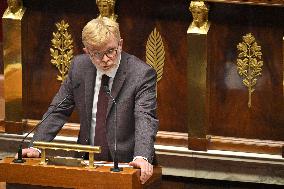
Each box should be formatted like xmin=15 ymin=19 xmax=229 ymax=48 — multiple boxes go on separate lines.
xmin=0 ymin=157 xmax=161 ymax=189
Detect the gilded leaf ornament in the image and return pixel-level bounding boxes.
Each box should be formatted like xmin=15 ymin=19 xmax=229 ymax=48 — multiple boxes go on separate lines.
xmin=50 ymin=20 xmax=74 ymax=82
xmin=146 ymin=28 xmax=165 ymax=83
xmin=237 ymin=33 xmax=263 ymax=108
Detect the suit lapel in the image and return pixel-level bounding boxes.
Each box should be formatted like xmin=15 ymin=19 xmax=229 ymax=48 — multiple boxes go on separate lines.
xmin=106 ymin=52 xmax=128 ymax=117
xmin=85 ymin=63 xmax=97 ymax=128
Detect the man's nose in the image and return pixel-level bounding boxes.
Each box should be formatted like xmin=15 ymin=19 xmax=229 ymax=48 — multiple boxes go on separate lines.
xmin=101 ymin=53 xmax=110 ymax=62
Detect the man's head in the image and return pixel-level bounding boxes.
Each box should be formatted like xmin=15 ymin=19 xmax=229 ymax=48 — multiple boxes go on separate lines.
xmin=82 ymin=17 xmax=123 ymax=72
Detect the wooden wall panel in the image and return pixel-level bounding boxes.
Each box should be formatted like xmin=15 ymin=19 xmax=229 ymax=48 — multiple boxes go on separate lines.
xmin=0 ymin=1 xmax=7 ymax=42
xmin=22 ymin=0 xmax=98 ymax=122
xmin=161 ymin=176 xmax=284 ymax=189
xmin=22 ymin=0 xmax=191 ymax=133
xmin=0 ymin=1 xmax=7 ymax=75
xmin=118 ymin=0 xmax=190 ymax=132
xmin=5 ymin=0 xmax=282 ymax=144
xmin=207 ymin=3 xmax=284 ymax=141
xmin=0 ymin=1 xmax=7 ymax=123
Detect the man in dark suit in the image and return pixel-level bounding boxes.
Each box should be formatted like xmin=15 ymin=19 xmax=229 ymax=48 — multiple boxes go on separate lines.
xmin=20 ymin=17 xmax=158 ymax=184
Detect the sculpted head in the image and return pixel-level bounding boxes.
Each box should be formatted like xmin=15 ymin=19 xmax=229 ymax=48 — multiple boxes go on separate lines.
xmin=189 ymin=1 xmax=209 ymax=28
xmin=7 ymin=0 xmax=23 ymax=14
xmin=96 ymin=0 xmax=116 ymax=18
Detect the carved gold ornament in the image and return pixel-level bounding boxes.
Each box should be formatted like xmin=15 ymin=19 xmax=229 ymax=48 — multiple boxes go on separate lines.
xmin=237 ymin=33 xmax=263 ymax=108
xmin=50 ymin=20 xmax=74 ymax=82
xmin=146 ymin=28 xmax=165 ymax=82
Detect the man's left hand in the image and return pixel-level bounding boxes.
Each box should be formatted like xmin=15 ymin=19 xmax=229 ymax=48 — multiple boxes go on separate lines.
xmin=129 ymin=158 xmax=153 ymax=184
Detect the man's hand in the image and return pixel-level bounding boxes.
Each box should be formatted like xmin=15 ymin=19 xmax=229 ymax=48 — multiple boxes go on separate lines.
xmin=15 ymin=148 xmax=40 ymax=159
xmin=129 ymin=158 xmax=153 ymax=184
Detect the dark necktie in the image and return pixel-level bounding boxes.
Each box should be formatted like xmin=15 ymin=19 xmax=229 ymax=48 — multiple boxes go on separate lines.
xmin=94 ymin=74 xmax=110 ymax=161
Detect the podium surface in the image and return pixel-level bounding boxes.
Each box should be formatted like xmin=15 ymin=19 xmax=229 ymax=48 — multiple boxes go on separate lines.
xmin=0 ymin=157 xmax=161 ymax=189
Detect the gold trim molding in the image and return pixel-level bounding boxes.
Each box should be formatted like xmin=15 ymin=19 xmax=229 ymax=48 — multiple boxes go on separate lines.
xmin=205 ymin=0 xmax=284 ymax=7
xmin=146 ymin=28 xmax=165 ymax=83
xmin=237 ymin=33 xmax=263 ymax=108
xmin=50 ymin=20 xmax=74 ymax=82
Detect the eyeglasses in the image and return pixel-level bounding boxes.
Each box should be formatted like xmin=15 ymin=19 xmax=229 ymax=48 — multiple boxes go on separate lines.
xmin=88 ymin=47 xmax=118 ymax=60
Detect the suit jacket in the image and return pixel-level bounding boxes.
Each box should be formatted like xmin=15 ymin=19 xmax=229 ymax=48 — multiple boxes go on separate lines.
xmin=31 ymin=52 xmax=159 ymax=163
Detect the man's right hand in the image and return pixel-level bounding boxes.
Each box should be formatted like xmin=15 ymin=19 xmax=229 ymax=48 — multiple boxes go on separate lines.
xmin=15 ymin=148 xmax=40 ymax=158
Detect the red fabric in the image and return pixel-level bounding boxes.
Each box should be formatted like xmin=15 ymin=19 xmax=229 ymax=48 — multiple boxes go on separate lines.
xmin=94 ymin=74 xmax=110 ymax=161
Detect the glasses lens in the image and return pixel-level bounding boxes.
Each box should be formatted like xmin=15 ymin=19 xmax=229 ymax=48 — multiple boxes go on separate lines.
xmin=89 ymin=47 xmax=118 ymax=60
xmin=94 ymin=52 xmax=103 ymax=60
xmin=106 ymin=48 xmax=117 ymax=59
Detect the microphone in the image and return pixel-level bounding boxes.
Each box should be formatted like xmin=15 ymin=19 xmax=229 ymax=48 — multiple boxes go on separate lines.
xmin=103 ymin=85 xmax=123 ymax=172
xmin=13 ymin=83 xmax=80 ymax=163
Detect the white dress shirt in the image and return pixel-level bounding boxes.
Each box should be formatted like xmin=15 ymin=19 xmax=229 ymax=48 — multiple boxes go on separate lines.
xmin=90 ymin=55 xmax=120 ymax=146
xmin=89 ymin=54 xmax=148 ymax=162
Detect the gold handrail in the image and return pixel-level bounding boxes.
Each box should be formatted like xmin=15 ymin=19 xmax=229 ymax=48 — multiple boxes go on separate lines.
xmin=33 ymin=141 xmax=101 ymax=168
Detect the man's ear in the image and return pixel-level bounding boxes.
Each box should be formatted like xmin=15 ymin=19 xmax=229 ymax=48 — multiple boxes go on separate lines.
xmin=83 ymin=47 xmax=88 ymax=54
xmin=119 ymin=39 xmax=123 ymax=50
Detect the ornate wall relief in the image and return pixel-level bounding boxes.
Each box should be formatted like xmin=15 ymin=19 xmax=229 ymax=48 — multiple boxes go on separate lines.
xmin=237 ymin=33 xmax=264 ymax=108
xmin=50 ymin=20 xmax=74 ymax=82
xmin=146 ymin=27 xmax=165 ymax=83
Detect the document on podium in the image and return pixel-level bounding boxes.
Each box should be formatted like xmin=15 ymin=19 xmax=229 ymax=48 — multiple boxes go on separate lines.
xmin=83 ymin=160 xmax=133 ymax=168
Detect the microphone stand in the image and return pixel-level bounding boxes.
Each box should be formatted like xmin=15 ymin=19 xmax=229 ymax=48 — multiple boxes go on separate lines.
xmin=104 ymin=86 xmax=123 ymax=172
xmin=13 ymin=94 xmax=71 ymax=163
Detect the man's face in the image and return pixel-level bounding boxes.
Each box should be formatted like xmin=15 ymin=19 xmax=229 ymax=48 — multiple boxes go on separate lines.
xmin=84 ymin=35 xmax=123 ymax=72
